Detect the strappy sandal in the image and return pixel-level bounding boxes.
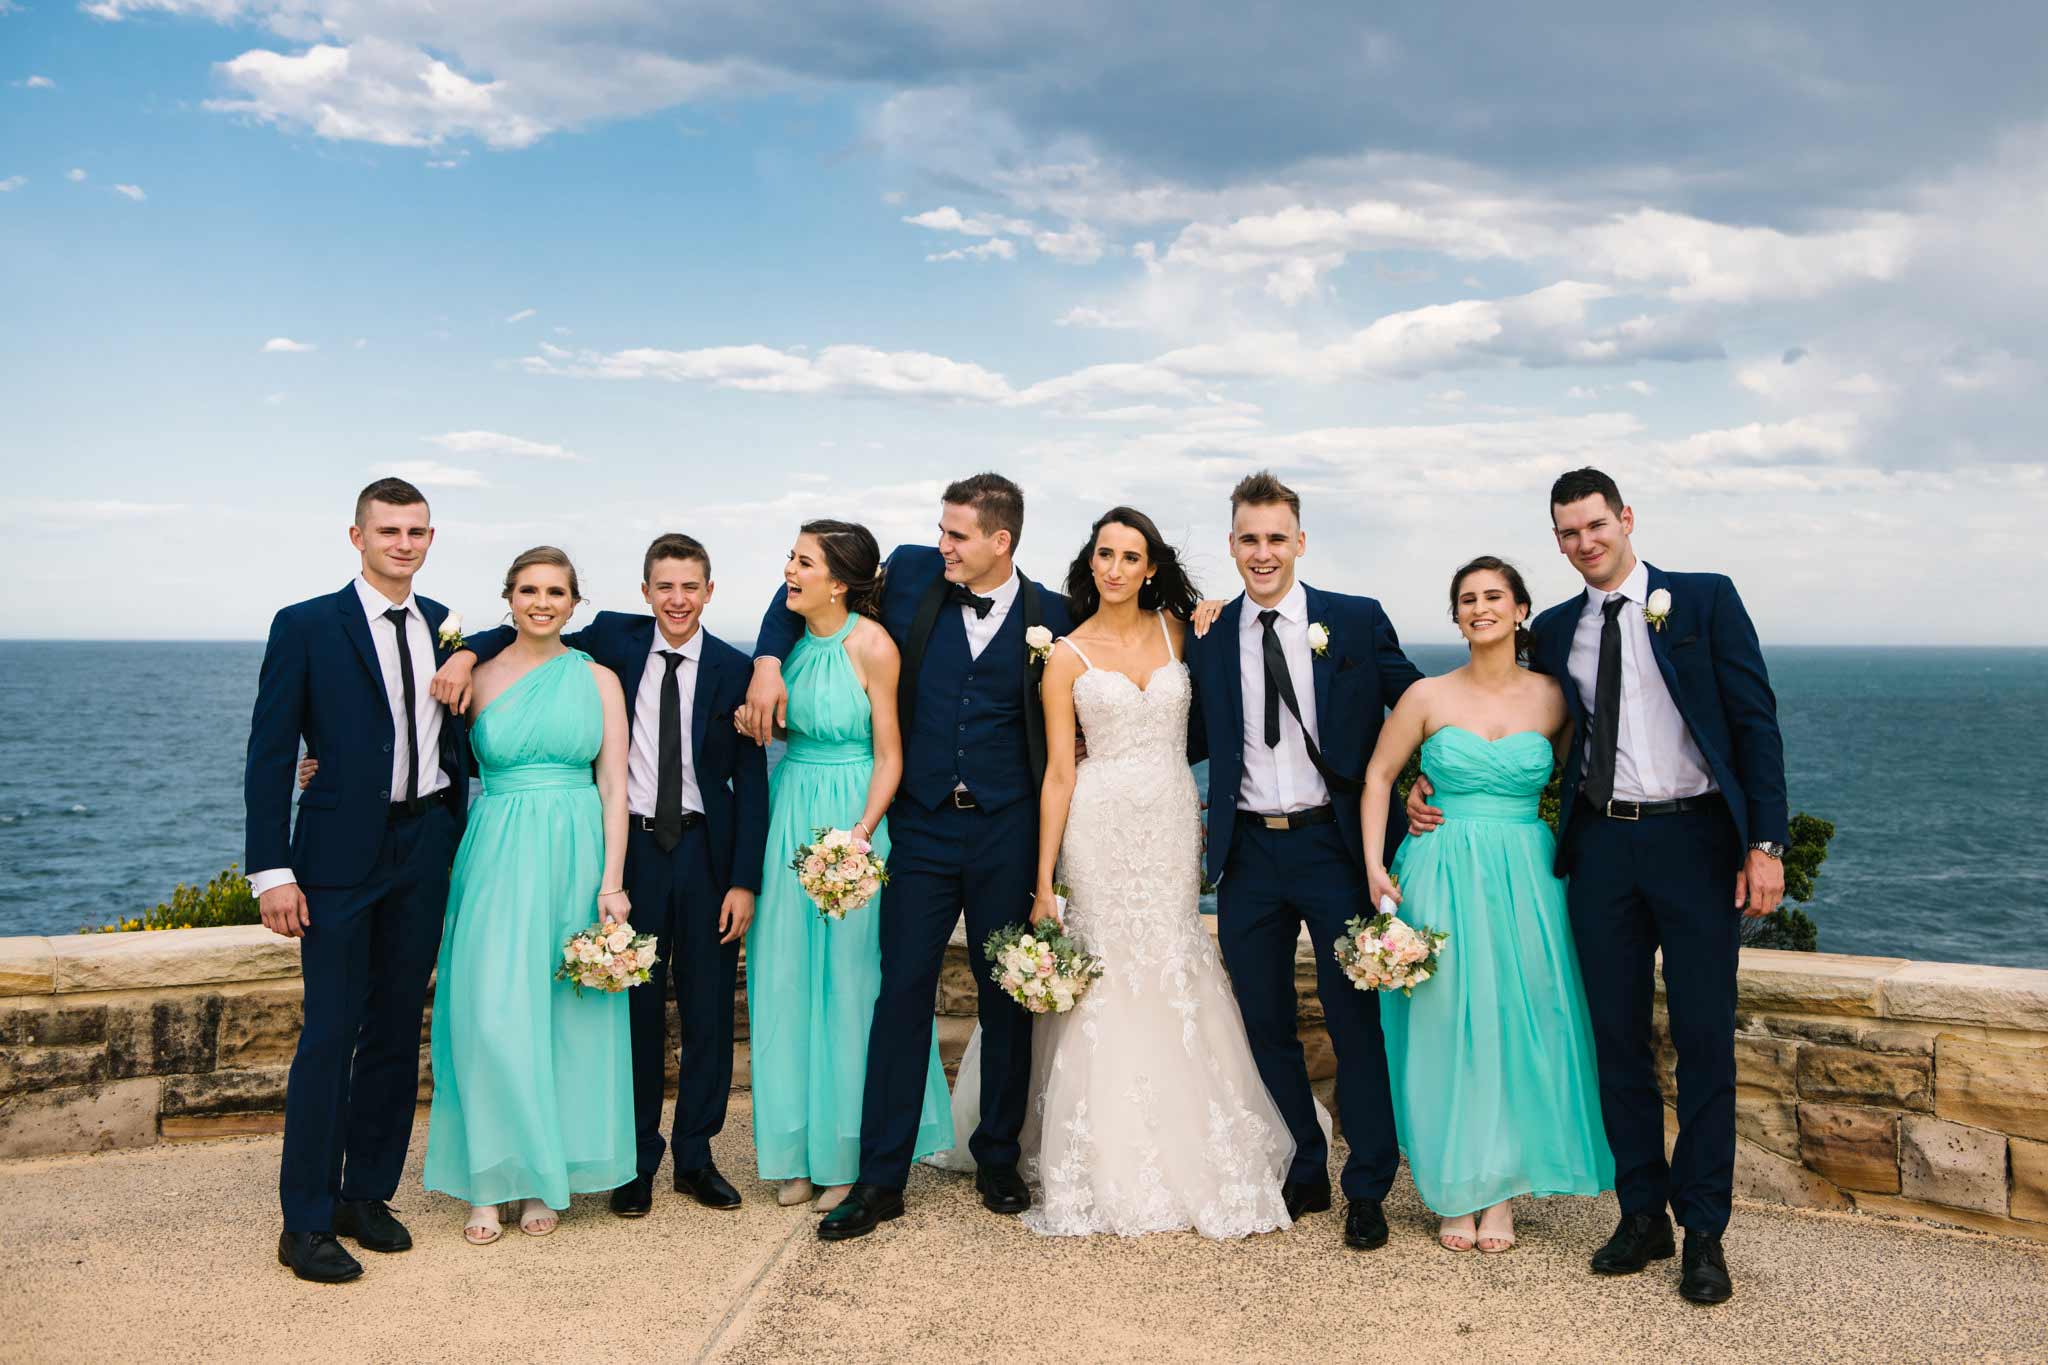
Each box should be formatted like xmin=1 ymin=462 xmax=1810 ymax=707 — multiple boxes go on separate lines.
xmin=518 ymin=1199 xmax=559 ymax=1237
xmin=463 ymin=1205 xmax=503 ymax=1246
xmin=1476 ymin=1202 xmax=1516 ymax=1254
xmin=1439 ymin=1214 xmax=1477 ymax=1253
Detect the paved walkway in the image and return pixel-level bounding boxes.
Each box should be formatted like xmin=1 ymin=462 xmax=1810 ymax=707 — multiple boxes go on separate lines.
xmin=3 ymin=1100 xmax=2044 ymax=1363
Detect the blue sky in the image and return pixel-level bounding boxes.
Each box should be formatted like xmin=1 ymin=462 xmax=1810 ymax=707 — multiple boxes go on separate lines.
xmin=4 ymin=1 xmax=2044 ymax=644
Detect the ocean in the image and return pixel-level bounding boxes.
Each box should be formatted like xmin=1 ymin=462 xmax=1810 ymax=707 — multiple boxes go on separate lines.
xmin=0 ymin=641 xmax=2041 ymax=969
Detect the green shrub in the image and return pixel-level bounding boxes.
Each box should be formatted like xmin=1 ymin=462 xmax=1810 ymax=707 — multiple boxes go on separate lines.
xmin=88 ymin=865 xmax=261 ymax=933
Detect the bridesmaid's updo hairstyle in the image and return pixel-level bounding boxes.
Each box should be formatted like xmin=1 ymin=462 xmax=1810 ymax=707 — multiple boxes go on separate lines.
xmin=502 ymin=545 xmax=584 ymax=604
xmin=800 ymin=519 xmax=885 ymax=620
xmin=1449 ymin=555 xmax=1532 ymax=661
xmin=1063 ymin=505 xmax=1200 ymax=623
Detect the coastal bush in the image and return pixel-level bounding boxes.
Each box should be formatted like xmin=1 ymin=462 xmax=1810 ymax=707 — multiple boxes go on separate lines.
xmin=88 ymin=865 xmax=260 ymax=933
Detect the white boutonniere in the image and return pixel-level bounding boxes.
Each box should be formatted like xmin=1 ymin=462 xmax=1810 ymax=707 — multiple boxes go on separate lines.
xmin=436 ymin=611 xmax=465 ymax=652
xmin=1642 ymin=589 xmax=1672 ymax=633
xmin=1025 ymin=624 xmax=1054 ymax=665
xmin=1306 ymin=621 xmax=1331 ymax=657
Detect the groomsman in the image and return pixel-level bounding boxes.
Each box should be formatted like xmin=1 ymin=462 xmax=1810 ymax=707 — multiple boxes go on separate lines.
xmin=1411 ymin=467 xmax=1787 ymax=1305
xmin=740 ymin=473 xmax=1075 ymax=1241
xmin=1186 ymin=471 xmax=1423 ymax=1253
xmin=436 ymin=533 xmax=769 ymax=1213
xmin=246 ymin=477 xmax=470 ymax=1283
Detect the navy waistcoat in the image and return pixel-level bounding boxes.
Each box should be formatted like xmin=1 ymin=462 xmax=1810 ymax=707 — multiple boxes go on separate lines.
xmin=902 ymin=603 xmax=1033 ymax=812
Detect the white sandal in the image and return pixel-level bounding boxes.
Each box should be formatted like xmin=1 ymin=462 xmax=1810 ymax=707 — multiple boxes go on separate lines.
xmin=518 ymin=1198 xmax=559 ymax=1237
xmin=1476 ymin=1202 xmax=1516 ymax=1254
xmin=777 ymin=1179 xmax=815 ymax=1207
xmin=463 ymin=1205 xmax=502 ymax=1246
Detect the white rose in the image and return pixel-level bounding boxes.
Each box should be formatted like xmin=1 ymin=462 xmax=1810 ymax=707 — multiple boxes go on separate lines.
xmin=1305 ymin=622 xmax=1329 ymax=651
xmin=822 ymin=828 xmax=852 ymax=849
xmin=440 ymin=610 xmax=463 ymax=636
xmin=1025 ymin=625 xmax=1053 ymax=649
xmin=1646 ymin=588 xmax=1672 ymax=617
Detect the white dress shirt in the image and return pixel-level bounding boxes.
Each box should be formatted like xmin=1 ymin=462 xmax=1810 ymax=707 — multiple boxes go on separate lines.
xmin=249 ymin=575 xmax=449 ymax=897
xmin=962 ymin=568 xmax=1019 ymax=659
xmin=1568 ymin=558 xmax=1716 ymax=803
xmin=628 ymin=625 xmax=705 ymax=818
xmin=1236 ymin=581 xmax=1329 ymax=814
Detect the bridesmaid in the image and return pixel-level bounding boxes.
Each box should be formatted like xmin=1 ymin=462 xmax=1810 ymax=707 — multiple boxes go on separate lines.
xmin=745 ymin=521 xmax=952 ymax=1211
xmin=422 ymin=546 xmax=637 ymax=1243
xmin=1360 ymin=556 xmax=1613 ymax=1254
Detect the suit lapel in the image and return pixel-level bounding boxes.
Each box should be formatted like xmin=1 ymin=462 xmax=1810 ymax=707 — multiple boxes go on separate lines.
xmin=898 ymin=568 xmax=951 ymax=738
xmin=1217 ymin=595 xmax=1245 ymax=762
xmin=1641 ymin=564 xmax=1684 ymax=704
xmin=691 ymin=638 xmax=722 ymax=762
xmin=1303 ymin=584 xmax=1332 ymax=726
xmin=1547 ymin=591 xmax=1588 ymax=721
xmin=1019 ymin=576 xmax=1047 ymax=781
xmin=622 ymin=616 xmax=656 ymax=706
xmin=334 ymin=583 xmax=386 ymax=695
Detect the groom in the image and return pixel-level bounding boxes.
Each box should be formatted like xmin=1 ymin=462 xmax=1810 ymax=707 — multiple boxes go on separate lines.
xmin=245 ymin=476 xmax=470 ymax=1283
xmin=740 ymin=472 xmax=1074 ymax=1241
xmin=1410 ymin=467 xmax=1787 ymax=1305
xmin=1187 ymin=471 xmax=1423 ymax=1252
xmin=431 ymin=533 xmax=769 ymax=1214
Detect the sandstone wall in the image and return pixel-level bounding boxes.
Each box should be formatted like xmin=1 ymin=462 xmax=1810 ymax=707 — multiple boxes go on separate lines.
xmin=4 ymin=928 xmax=2043 ymax=1245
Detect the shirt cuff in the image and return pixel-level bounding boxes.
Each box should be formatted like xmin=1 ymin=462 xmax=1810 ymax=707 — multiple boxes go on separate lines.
xmin=247 ymin=868 xmax=297 ymax=897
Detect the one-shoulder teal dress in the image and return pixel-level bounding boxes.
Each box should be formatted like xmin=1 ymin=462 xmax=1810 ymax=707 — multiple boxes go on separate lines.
xmin=423 ymin=650 xmax=635 ymax=1208
xmin=1382 ymin=726 xmax=1614 ymax=1217
xmin=746 ymin=615 xmax=951 ymax=1186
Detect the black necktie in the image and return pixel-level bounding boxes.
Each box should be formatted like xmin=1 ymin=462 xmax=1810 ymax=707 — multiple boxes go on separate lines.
xmin=383 ymin=607 xmax=420 ymax=804
xmin=1582 ymin=596 xmax=1627 ymax=810
xmin=948 ymin=583 xmax=994 ymax=619
xmin=654 ymin=651 xmax=685 ymax=853
xmin=1257 ymin=608 xmax=1346 ymax=791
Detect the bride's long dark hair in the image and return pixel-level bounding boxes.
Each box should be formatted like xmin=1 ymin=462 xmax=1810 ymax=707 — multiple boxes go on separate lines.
xmin=1063 ymin=506 xmax=1200 ymax=623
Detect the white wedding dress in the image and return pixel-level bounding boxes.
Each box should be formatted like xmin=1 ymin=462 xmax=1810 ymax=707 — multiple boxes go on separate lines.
xmin=932 ymin=615 xmax=1297 ymax=1239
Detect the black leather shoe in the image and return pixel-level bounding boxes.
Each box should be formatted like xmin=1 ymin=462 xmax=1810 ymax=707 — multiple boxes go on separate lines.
xmin=609 ymin=1174 xmax=654 ymax=1218
xmin=816 ymin=1184 xmax=905 ymax=1242
xmin=1679 ymin=1231 xmax=1734 ymax=1305
xmin=674 ymin=1165 xmax=742 ymax=1210
xmin=1282 ymin=1179 xmax=1333 ymax=1220
xmin=1590 ymin=1210 xmax=1677 ymax=1275
xmin=278 ymin=1231 xmax=363 ymax=1284
xmin=331 ymin=1199 xmax=411 ymax=1253
xmin=975 ymin=1165 xmax=1030 ymax=1215
xmin=1343 ymin=1200 xmax=1389 ymax=1250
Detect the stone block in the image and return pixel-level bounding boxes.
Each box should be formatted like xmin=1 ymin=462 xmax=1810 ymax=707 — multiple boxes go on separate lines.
xmin=1735 ymin=950 xmax=1901 ymax=1017
xmin=1736 ymin=1095 xmax=1801 ymax=1161
xmin=1300 ymin=1023 xmax=1335 ymax=1083
xmin=2012 ymin=1137 xmax=2048 ymax=1224
xmin=731 ymin=1040 xmax=751 ymax=1090
xmin=0 ymin=1001 xmax=107 ymax=1047
xmin=1934 ymin=1033 xmax=2048 ymax=1141
xmin=161 ymin=1066 xmax=290 ymax=1117
xmin=162 ymin=1111 xmax=287 ymax=1141
xmin=0 ymin=937 xmax=57 ymax=996
xmin=1852 ymin=1193 xmax=2048 ymax=1246
xmin=1735 ymin=1013 xmax=1936 ymax=1056
xmin=0 ymin=1043 xmax=108 ymax=1094
xmin=934 ymin=1013 xmax=976 ymax=1077
xmin=1899 ymin=1114 xmax=2008 ymax=1216
xmin=215 ymin=983 xmax=305 ymax=1068
xmin=1655 ymin=1045 xmax=1677 ymax=1103
xmin=1796 ymin=1045 xmax=1932 ymax=1111
xmin=105 ymin=994 xmax=222 ymax=1078
xmin=1797 ymin=1102 xmax=1899 ymax=1193
xmin=48 ymin=925 xmax=302 ymax=994
xmin=1733 ymin=1131 xmax=1853 ymax=1210
xmin=1734 ymin=1035 xmax=1801 ymax=1100
xmin=0 ymin=1078 xmax=159 ymax=1159
xmin=1882 ymin=961 xmax=2048 ymax=1033
xmin=937 ymin=949 xmax=980 ymax=1016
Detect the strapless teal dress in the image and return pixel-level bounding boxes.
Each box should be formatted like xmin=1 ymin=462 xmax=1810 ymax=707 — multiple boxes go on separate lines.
xmin=423 ymin=650 xmax=635 ymax=1208
xmin=1382 ymin=726 xmax=1614 ymax=1216
xmin=746 ymin=615 xmax=950 ymax=1186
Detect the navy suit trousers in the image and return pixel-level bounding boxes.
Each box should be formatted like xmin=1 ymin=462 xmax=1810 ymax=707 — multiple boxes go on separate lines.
xmin=625 ymin=822 xmax=737 ymax=1176
xmin=1566 ymin=804 xmax=1742 ymax=1235
xmin=280 ymin=801 xmax=456 ymax=1232
xmin=1215 ymin=821 xmax=1400 ymax=1204
xmin=858 ymin=797 xmax=1037 ymax=1188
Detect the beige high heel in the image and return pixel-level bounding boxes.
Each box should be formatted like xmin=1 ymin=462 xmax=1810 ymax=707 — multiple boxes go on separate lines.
xmin=464 ymin=1205 xmax=503 ymax=1246
xmin=777 ymin=1178 xmax=815 ymax=1207
xmin=518 ymin=1198 xmax=559 ymax=1237
xmin=1438 ymin=1213 xmax=1476 ymax=1253
xmin=1476 ymin=1201 xmax=1516 ymax=1254
xmin=813 ymin=1185 xmax=851 ymax=1213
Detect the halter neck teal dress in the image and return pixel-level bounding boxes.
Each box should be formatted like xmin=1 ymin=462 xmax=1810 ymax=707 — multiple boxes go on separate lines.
xmin=746 ymin=615 xmax=952 ymax=1186
xmin=423 ymin=650 xmax=635 ymax=1209
xmin=1382 ymin=726 xmax=1614 ymax=1216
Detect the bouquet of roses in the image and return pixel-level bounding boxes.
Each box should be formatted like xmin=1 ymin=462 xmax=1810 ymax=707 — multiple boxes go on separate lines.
xmin=556 ymin=921 xmax=658 ymax=996
xmin=1334 ymin=896 xmax=1448 ymax=997
xmin=791 ymin=827 xmax=887 ymax=920
xmin=984 ymin=892 xmax=1105 ymax=1015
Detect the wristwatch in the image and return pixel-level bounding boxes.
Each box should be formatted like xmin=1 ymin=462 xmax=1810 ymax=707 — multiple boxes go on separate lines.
xmin=1749 ymin=841 xmax=1787 ymax=860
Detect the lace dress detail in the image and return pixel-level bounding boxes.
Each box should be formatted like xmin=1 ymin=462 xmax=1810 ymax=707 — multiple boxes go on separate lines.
xmin=1013 ymin=619 xmax=1294 ymax=1239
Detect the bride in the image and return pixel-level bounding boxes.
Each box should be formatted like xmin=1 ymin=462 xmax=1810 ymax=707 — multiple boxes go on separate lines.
xmin=941 ymin=506 xmax=1295 ymax=1238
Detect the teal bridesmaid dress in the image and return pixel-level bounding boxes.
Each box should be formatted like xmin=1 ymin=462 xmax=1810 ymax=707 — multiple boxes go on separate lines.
xmin=423 ymin=650 xmax=635 ymax=1208
xmin=1382 ymin=726 xmax=1615 ymax=1216
xmin=747 ymin=615 xmax=951 ymax=1186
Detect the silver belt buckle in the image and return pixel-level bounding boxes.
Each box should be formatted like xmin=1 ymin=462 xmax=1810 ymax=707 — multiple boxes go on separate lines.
xmin=1261 ymin=813 xmax=1290 ymax=831
xmin=1606 ymin=799 xmax=1641 ymax=822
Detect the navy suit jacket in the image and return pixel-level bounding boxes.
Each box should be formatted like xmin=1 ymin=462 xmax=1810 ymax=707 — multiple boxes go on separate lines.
xmin=1186 ymin=584 xmax=1424 ymax=883
xmin=752 ymin=544 xmax=1075 ymax=789
xmin=1531 ymin=563 xmax=1788 ymax=876
xmin=465 ymin=612 xmax=770 ymax=893
xmin=244 ymin=582 xmax=472 ymax=890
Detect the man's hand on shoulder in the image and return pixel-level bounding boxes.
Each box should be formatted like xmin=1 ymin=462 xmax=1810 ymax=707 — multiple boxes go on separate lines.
xmin=430 ymin=651 xmax=477 ymax=714
xmin=737 ymin=658 xmax=787 ymax=745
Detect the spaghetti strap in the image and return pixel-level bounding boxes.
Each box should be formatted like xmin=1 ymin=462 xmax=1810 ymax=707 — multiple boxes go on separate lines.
xmin=1156 ymin=611 xmax=1177 ymax=663
xmin=1057 ymin=636 xmax=1094 ymax=670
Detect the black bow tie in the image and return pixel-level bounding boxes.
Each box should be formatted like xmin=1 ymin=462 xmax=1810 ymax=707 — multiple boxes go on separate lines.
xmin=948 ymin=583 xmax=995 ymax=619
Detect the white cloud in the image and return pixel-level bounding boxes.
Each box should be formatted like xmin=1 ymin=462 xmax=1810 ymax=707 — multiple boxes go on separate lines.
xmin=23 ymin=75 xmax=55 ymax=89
xmin=926 ymin=238 xmax=1016 ymax=263
xmin=1572 ymin=208 xmax=1915 ymax=304
xmin=380 ymin=459 xmax=486 ymax=488
xmin=262 ymin=391 xmax=287 ymax=405
xmin=112 ymin=183 xmax=145 ymax=201
xmin=351 ymin=337 xmax=368 ymax=348
xmin=425 ymin=429 xmax=579 ymax=460
xmin=208 ymin=41 xmax=548 ymax=149
xmin=0 ymin=176 xmax=23 ymax=192
xmin=1031 ymin=222 xmax=1106 ymax=264
xmin=66 ymin=168 xmax=87 ymax=182
xmin=20 ymin=498 xmax=188 ymax=524
xmin=1624 ymin=380 xmax=1655 ymax=396
xmin=1657 ymin=414 xmax=1859 ymax=466
xmin=261 ymin=336 xmax=315 ymax=352
xmin=525 ymin=341 xmax=1017 ymax=403
xmin=504 ymin=307 xmax=536 ymax=323
xmin=1055 ymin=305 xmax=1139 ymax=329
xmin=904 ymin=205 xmax=1035 ymax=238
